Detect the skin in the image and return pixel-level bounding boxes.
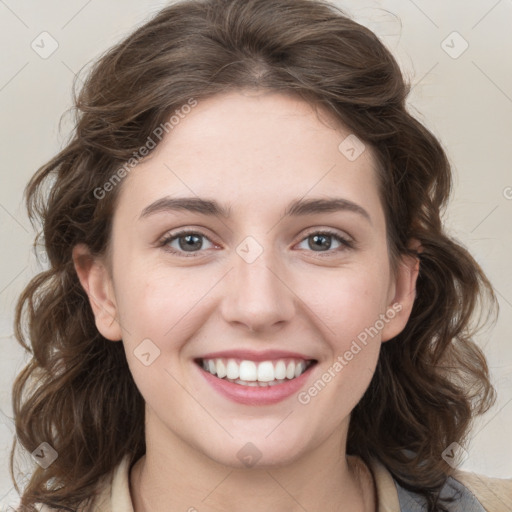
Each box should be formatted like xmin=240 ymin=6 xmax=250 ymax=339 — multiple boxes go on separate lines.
xmin=73 ymin=89 xmax=420 ymax=512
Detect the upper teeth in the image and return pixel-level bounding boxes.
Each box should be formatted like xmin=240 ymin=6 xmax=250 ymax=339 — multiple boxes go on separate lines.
xmin=201 ymin=358 xmax=310 ymax=382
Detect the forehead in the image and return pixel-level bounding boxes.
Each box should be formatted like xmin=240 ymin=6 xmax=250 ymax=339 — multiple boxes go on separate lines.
xmin=117 ymin=89 xmax=383 ymax=224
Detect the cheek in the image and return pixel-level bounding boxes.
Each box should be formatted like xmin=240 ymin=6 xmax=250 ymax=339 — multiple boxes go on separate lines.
xmin=299 ymin=272 xmax=388 ymax=414
xmin=114 ymin=270 xmax=197 ymax=408
xmin=114 ymin=258 xmax=200 ymax=328
xmin=113 ymin=264 xmax=218 ymax=375
xmin=310 ymin=266 xmax=391 ymax=335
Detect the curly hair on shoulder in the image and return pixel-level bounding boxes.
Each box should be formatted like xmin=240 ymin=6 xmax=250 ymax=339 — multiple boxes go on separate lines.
xmin=10 ymin=0 xmax=497 ymax=510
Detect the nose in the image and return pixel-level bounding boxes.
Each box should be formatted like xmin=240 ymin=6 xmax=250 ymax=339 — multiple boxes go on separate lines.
xmin=219 ymin=241 xmax=296 ymax=333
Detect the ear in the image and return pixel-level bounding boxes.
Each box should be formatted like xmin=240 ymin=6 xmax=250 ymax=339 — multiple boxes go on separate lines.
xmin=72 ymin=243 xmax=122 ymax=341
xmin=381 ymin=239 xmax=421 ymax=342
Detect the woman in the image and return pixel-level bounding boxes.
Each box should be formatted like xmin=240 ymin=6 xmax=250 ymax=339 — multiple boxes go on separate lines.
xmin=10 ymin=0 xmax=511 ymax=510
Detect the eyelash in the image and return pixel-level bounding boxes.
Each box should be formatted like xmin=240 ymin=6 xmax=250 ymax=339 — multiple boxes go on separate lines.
xmin=158 ymin=229 xmax=355 ymax=258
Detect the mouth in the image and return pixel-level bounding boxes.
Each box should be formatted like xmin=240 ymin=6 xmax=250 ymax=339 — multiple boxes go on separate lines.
xmin=194 ymin=357 xmax=318 ymax=387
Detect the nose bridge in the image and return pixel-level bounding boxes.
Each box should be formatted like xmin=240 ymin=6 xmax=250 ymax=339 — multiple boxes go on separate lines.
xmin=221 ymin=234 xmax=295 ymax=331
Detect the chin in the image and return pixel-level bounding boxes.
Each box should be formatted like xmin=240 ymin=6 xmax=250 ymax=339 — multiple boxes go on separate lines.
xmin=199 ymin=435 xmax=308 ymax=470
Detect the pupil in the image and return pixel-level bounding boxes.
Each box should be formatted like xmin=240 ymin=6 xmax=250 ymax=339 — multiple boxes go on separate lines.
xmin=180 ymin=234 xmax=202 ymax=251
xmin=310 ymin=234 xmax=330 ymax=251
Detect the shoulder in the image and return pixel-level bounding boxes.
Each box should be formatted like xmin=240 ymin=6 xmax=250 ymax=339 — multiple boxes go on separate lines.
xmin=31 ymin=460 xmax=122 ymax=512
xmin=367 ymin=456 xmax=511 ymax=512
xmin=450 ymin=469 xmax=512 ymax=511
xmin=394 ymin=469 xmax=512 ymax=512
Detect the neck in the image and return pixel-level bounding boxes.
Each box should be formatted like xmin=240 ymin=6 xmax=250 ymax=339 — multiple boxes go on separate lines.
xmin=130 ymin=413 xmax=375 ymax=512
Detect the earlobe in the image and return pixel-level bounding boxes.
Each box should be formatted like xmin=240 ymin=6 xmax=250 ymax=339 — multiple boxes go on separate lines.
xmin=72 ymin=243 xmax=123 ymax=341
xmin=381 ymin=239 xmax=422 ymax=342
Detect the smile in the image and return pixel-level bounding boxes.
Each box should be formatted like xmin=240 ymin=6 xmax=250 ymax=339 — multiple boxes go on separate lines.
xmin=197 ymin=357 xmax=315 ymax=386
xmin=195 ymin=356 xmax=318 ymax=405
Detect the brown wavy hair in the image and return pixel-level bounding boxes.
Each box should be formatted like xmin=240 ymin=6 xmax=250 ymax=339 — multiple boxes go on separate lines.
xmin=11 ymin=0 xmax=497 ymax=510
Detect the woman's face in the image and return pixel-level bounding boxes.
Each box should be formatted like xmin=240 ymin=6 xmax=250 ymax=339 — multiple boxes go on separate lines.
xmin=77 ymin=89 xmax=418 ymax=468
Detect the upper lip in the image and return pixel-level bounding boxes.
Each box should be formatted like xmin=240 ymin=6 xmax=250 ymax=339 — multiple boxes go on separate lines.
xmin=196 ymin=349 xmax=317 ymax=362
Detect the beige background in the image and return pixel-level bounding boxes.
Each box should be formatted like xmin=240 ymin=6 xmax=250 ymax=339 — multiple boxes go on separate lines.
xmin=0 ymin=0 xmax=511 ymax=505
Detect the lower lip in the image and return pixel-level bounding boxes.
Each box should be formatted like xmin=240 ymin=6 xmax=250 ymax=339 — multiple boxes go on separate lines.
xmin=196 ymin=362 xmax=316 ymax=405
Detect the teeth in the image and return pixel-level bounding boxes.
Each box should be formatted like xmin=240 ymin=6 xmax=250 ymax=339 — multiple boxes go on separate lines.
xmin=226 ymin=359 xmax=239 ymax=379
xmin=275 ymin=360 xmax=286 ymax=380
xmin=257 ymin=361 xmax=274 ymax=382
xmin=286 ymin=361 xmax=295 ymax=379
xmin=200 ymin=357 xmax=312 ymax=383
xmin=216 ymin=359 xmax=227 ymax=379
xmin=228 ymin=378 xmax=287 ymax=387
xmin=239 ymin=360 xmax=257 ymax=381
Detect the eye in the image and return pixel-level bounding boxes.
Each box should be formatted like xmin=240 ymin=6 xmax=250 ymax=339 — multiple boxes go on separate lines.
xmin=159 ymin=228 xmax=354 ymax=258
xmin=295 ymin=230 xmax=354 ymax=254
xmin=160 ymin=230 xmax=216 ymax=257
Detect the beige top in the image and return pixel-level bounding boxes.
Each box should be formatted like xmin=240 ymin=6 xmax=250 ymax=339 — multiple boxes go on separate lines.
xmin=37 ymin=455 xmax=512 ymax=511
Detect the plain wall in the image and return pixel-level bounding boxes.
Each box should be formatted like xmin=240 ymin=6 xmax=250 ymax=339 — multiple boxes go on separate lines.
xmin=1 ymin=0 xmax=511 ymax=505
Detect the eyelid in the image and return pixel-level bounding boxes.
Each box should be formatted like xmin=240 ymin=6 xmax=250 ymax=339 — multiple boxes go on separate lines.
xmin=298 ymin=226 xmax=353 ymax=244
xmin=293 ymin=228 xmax=355 ymax=254
xmin=158 ymin=228 xmax=219 ymax=257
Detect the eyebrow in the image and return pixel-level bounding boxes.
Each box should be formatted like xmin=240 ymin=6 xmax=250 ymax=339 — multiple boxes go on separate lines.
xmin=139 ymin=196 xmax=372 ymax=224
